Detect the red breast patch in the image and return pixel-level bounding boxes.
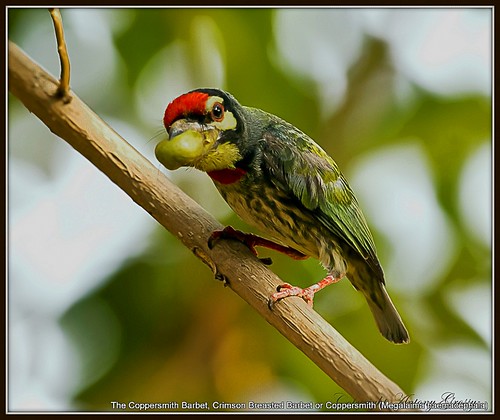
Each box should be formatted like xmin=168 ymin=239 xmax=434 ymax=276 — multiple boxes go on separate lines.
xmin=163 ymin=91 xmax=209 ymax=129
xmin=207 ymin=168 xmax=247 ymax=184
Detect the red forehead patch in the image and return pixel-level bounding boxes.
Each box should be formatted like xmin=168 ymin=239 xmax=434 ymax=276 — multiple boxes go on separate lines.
xmin=163 ymin=91 xmax=209 ymax=129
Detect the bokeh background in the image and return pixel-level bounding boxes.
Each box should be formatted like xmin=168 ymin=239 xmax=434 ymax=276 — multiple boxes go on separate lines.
xmin=8 ymin=7 xmax=492 ymax=412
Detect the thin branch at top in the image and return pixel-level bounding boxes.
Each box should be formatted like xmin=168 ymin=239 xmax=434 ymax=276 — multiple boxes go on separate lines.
xmin=49 ymin=8 xmax=71 ymax=102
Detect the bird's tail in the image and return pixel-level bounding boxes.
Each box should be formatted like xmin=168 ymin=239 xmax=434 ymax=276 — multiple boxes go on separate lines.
xmin=364 ymin=281 xmax=410 ymax=344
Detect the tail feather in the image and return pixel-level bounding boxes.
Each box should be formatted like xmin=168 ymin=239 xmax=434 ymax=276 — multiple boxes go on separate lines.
xmin=365 ymin=283 xmax=410 ymax=344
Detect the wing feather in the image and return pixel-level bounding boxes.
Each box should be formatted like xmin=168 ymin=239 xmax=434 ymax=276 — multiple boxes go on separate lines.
xmin=260 ymin=120 xmax=382 ymax=275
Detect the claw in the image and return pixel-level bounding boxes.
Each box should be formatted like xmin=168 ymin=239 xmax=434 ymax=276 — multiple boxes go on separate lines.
xmin=208 ymin=226 xmax=258 ymax=256
xmin=207 ymin=229 xmax=223 ymax=250
xmin=269 ymin=274 xmax=343 ymax=309
xmin=208 ymin=226 xmax=309 ymax=262
xmin=270 ymin=283 xmax=315 ymax=307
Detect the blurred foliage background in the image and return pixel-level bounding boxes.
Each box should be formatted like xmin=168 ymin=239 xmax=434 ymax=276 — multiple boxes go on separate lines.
xmin=8 ymin=7 xmax=491 ymax=412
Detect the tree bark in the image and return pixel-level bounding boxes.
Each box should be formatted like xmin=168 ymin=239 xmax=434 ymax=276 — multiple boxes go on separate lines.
xmin=8 ymin=40 xmax=409 ymax=409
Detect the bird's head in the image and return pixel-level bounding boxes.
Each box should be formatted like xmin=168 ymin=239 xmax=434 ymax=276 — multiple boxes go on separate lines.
xmin=156 ymin=88 xmax=248 ymax=173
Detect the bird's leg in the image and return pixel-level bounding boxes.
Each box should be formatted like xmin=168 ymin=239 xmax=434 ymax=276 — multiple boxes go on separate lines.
xmin=269 ymin=274 xmax=343 ymax=308
xmin=208 ymin=226 xmax=308 ymax=264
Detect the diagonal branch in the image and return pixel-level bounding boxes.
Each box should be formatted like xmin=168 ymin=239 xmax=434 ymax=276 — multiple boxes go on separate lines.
xmin=8 ymin=40 xmax=409 ymax=408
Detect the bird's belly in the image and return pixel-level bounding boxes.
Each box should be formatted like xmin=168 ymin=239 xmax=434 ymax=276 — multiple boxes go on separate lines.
xmin=216 ymin=182 xmax=347 ymax=274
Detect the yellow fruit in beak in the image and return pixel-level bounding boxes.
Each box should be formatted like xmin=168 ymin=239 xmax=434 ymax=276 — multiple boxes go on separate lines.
xmin=155 ymin=130 xmax=205 ymax=170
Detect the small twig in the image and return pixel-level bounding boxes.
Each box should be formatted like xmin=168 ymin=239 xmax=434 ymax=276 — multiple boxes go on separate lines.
xmin=49 ymin=8 xmax=71 ymax=102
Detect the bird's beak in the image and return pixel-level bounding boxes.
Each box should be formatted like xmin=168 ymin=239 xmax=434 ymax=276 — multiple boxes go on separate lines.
xmin=155 ymin=119 xmax=219 ymax=170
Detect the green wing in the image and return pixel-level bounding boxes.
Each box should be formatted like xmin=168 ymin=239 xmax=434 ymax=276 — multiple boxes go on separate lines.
xmin=261 ymin=118 xmax=382 ymax=276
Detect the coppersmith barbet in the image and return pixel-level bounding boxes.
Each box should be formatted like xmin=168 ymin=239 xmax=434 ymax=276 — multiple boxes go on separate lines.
xmin=155 ymin=88 xmax=409 ymax=344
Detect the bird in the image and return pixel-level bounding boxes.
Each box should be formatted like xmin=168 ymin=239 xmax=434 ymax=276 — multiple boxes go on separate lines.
xmin=155 ymin=88 xmax=409 ymax=344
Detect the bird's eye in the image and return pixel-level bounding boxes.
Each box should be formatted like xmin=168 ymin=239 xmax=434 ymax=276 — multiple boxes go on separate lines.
xmin=211 ymin=102 xmax=225 ymax=122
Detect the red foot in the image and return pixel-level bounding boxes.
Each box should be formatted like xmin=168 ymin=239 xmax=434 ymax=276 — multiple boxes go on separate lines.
xmin=208 ymin=226 xmax=308 ymax=261
xmin=269 ymin=274 xmax=342 ymax=308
